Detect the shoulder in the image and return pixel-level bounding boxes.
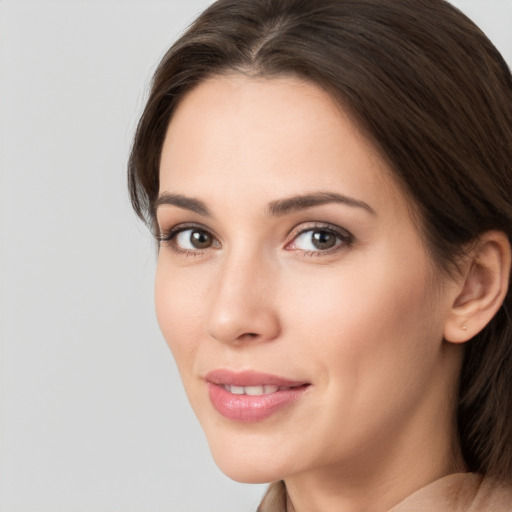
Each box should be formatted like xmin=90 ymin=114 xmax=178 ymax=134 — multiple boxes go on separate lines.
xmin=257 ymin=481 xmax=286 ymax=512
xmin=258 ymin=474 xmax=512 ymax=512
xmin=390 ymin=473 xmax=512 ymax=512
xmin=473 ymin=474 xmax=512 ymax=511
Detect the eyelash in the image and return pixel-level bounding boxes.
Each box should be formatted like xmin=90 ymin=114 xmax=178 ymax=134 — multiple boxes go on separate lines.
xmin=157 ymin=222 xmax=354 ymax=257
xmin=156 ymin=223 xmax=216 ymax=257
xmin=287 ymin=223 xmax=353 ymax=256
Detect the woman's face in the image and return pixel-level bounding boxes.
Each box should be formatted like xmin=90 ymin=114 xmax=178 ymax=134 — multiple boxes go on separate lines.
xmin=155 ymin=75 xmax=462 ymax=484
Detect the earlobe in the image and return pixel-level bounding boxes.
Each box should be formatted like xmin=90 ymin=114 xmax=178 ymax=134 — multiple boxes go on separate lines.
xmin=444 ymin=231 xmax=511 ymax=344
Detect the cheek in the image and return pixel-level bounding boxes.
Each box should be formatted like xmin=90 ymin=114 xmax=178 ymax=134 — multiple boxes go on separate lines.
xmin=276 ymin=260 xmax=444 ymax=458
xmin=154 ymin=261 xmax=206 ymax=368
xmin=282 ymin=254 xmax=441 ymax=380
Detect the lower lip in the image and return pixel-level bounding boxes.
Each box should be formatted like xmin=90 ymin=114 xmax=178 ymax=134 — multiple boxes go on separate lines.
xmin=207 ymin=383 xmax=308 ymax=422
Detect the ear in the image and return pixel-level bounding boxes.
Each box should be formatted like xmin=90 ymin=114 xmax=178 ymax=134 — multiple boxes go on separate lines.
xmin=444 ymin=231 xmax=511 ymax=343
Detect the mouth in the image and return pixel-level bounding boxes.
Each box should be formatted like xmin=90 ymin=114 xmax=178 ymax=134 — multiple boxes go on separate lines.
xmin=205 ymin=370 xmax=310 ymax=422
xmin=220 ymin=384 xmax=304 ymax=395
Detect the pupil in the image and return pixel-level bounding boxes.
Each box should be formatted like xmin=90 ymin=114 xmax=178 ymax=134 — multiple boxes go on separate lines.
xmin=191 ymin=230 xmax=211 ymax=248
xmin=312 ymin=231 xmax=335 ymax=249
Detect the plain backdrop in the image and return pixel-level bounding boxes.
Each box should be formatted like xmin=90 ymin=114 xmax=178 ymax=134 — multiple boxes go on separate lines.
xmin=0 ymin=1 xmax=511 ymax=511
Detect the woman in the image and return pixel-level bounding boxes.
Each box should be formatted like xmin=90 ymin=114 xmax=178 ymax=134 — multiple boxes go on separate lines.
xmin=128 ymin=0 xmax=512 ymax=510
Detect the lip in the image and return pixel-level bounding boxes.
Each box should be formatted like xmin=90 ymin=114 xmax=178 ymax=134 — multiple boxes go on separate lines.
xmin=205 ymin=369 xmax=310 ymax=423
xmin=205 ymin=369 xmax=307 ymax=388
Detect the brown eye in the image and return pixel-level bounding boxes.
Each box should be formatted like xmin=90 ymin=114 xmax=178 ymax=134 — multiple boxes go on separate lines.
xmin=288 ymin=225 xmax=353 ymax=255
xmin=190 ymin=230 xmax=213 ymax=248
xmin=293 ymin=229 xmax=340 ymax=251
xmin=311 ymin=231 xmax=337 ymax=250
xmin=175 ymin=228 xmax=215 ymax=250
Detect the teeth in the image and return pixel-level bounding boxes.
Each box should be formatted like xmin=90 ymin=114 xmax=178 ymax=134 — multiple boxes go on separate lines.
xmin=230 ymin=385 xmax=245 ymax=395
xmin=223 ymin=384 xmax=281 ymax=395
xmin=245 ymin=385 xmax=265 ymax=396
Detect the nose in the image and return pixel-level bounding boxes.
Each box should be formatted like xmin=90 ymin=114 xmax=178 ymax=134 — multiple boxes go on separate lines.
xmin=205 ymin=250 xmax=281 ymax=345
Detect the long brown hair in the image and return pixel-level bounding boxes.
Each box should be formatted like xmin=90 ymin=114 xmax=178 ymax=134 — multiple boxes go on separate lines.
xmin=128 ymin=0 xmax=512 ymax=480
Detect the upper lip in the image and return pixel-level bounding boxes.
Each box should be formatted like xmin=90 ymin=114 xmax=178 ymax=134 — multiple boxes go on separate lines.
xmin=205 ymin=369 xmax=309 ymax=388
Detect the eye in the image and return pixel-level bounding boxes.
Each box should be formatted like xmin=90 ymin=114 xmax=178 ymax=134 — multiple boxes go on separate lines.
xmin=287 ymin=224 xmax=352 ymax=254
xmin=295 ymin=230 xmax=337 ymax=250
xmin=157 ymin=225 xmax=220 ymax=253
xmin=175 ymin=229 xmax=214 ymax=250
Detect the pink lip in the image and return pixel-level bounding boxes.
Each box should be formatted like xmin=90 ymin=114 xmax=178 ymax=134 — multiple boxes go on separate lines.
xmin=205 ymin=369 xmax=306 ymax=388
xmin=205 ymin=370 xmax=310 ymax=423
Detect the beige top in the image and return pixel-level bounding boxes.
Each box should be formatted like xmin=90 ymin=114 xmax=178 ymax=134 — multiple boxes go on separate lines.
xmin=257 ymin=473 xmax=512 ymax=511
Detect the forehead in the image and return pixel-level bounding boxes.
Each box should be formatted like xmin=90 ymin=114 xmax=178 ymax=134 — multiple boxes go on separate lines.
xmin=159 ymin=74 xmax=404 ymax=214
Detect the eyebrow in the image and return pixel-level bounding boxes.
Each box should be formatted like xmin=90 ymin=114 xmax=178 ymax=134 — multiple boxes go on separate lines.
xmin=267 ymin=192 xmax=376 ymax=216
xmin=154 ymin=190 xmax=376 ymax=217
xmin=154 ymin=192 xmax=212 ymax=217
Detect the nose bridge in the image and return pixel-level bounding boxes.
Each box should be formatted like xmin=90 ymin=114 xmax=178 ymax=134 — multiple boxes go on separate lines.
xmin=206 ymin=244 xmax=280 ymax=344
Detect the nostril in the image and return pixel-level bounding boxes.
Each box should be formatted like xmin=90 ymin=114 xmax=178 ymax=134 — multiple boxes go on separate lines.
xmin=240 ymin=332 xmax=258 ymax=340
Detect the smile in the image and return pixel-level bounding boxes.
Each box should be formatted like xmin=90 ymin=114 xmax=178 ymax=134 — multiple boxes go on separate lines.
xmin=222 ymin=384 xmax=302 ymax=395
xmin=205 ymin=370 xmax=310 ymax=422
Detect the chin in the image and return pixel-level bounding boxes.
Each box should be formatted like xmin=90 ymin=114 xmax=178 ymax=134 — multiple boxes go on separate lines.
xmin=206 ymin=434 xmax=289 ymax=484
xmin=212 ymin=456 xmax=281 ymax=484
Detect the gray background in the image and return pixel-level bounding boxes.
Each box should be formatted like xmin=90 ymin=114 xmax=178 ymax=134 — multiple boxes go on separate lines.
xmin=0 ymin=1 xmax=511 ymax=511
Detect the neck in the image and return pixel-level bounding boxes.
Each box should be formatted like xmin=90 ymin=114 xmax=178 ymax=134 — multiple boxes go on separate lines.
xmin=285 ymin=436 xmax=465 ymax=512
